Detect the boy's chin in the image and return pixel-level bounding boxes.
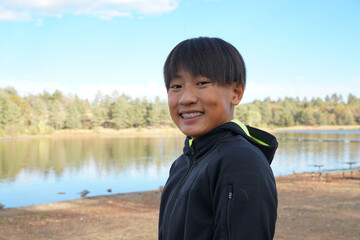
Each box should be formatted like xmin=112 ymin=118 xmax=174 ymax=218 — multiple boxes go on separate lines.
xmin=176 ymin=122 xmax=218 ymax=139
xmin=179 ymin=129 xmax=205 ymax=139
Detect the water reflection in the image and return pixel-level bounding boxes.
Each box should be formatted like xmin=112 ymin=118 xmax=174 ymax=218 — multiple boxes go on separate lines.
xmin=0 ymin=137 xmax=184 ymax=181
xmin=273 ymin=130 xmax=360 ymax=176
xmin=0 ymin=130 xmax=359 ymax=208
xmin=0 ymin=136 xmax=185 ymax=208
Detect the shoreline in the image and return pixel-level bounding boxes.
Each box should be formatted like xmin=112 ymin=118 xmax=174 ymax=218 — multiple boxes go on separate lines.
xmin=0 ymin=127 xmax=185 ymax=140
xmin=267 ymin=124 xmax=360 ymax=132
xmin=2 ymin=167 xmax=360 ymax=210
xmin=0 ymin=171 xmax=358 ymax=210
xmin=0 ymin=172 xmax=359 ymax=240
xmin=1 ymin=125 xmax=359 ymax=140
xmin=0 ymin=171 xmax=307 ymax=211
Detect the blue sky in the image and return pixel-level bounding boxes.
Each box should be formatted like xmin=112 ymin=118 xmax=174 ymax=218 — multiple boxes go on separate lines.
xmin=0 ymin=0 xmax=359 ymax=102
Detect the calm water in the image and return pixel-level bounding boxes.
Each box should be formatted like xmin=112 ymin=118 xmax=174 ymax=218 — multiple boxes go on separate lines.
xmin=1 ymin=130 xmax=360 ymax=208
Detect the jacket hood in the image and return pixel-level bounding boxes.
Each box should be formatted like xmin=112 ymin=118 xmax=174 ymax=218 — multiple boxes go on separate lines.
xmin=224 ymin=121 xmax=278 ymax=164
xmin=185 ymin=121 xmax=278 ymax=165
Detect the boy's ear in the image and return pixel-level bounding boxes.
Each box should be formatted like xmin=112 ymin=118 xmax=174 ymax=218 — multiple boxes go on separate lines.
xmin=231 ymin=83 xmax=244 ymax=106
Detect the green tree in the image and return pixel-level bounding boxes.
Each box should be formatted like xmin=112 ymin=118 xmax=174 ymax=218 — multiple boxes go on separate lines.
xmin=234 ymin=105 xmax=248 ymax=123
xmin=273 ymin=109 xmax=294 ymax=126
xmin=149 ymin=96 xmax=162 ymax=126
xmin=73 ymin=95 xmax=90 ymax=127
xmin=52 ymin=90 xmax=64 ymax=102
xmin=313 ymin=97 xmax=325 ymax=107
xmin=92 ymin=104 xmax=106 ymax=126
xmin=3 ymin=87 xmax=18 ymax=96
xmin=9 ymin=95 xmax=30 ymax=127
xmin=313 ymin=111 xmax=327 ymax=125
xmin=295 ymin=109 xmax=314 ymax=125
xmin=331 ymin=93 xmax=342 ymax=103
xmin=334 ymin=105 xmax=346 ymax=124
xmin=48 ymin=100 xmax=66 ymax=130
xmin=0 ymin=90 xmax=21 ymax=126
xmin=325 ymin=95 xmax=331 ymax=102
xmin=325 ymin=112 xmax=336 ymax=125
xmin=64 ymin=101 xmax=81 ymax=128
xmin=112 ymin=95 xmax=129 ymax=128
xmin=259 ymin=102 xmax=272 ymax=125
xmin=281 ymin=110 xmax=294 ymax=126
xmin=246 ymin=110 xmax=262 ymax=126
xmin=343 ymin=112 xmax=355 ymax=125
xmin=347 ymin=93 xmax=360 ymax=104
xmin=27 ymin=95 xmax=48 ymax=127
xmin=158 ymin=99 xmax=172 ymax=126
xmin=92 ymin=92 xmax=112 ymax=126
xmin=142 ymin=98 xmax=152 ymax=126
xmin=128 ymin=98 xmax=147 ymax=127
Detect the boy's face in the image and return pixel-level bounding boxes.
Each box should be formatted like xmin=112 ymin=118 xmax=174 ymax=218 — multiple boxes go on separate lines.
xmin=167 ymin=68 xmax=243 ymax=139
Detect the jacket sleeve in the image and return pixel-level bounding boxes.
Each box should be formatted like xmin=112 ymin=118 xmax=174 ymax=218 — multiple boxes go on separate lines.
xmin=212 ymin=146 xmax=277 ymax=240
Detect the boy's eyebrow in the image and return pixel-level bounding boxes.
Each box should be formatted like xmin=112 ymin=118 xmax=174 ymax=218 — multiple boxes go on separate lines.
xmin=173 ymin=73 xmax=181 ymax=79
xmin=170 ymin=73 xmax=182 ymax=81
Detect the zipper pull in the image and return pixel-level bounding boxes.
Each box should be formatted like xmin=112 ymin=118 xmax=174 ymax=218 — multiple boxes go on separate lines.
xmin=228 ymin=185 xmax=233 ymax=199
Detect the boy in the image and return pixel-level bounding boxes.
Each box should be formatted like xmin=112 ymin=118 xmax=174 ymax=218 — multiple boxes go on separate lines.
xmin=158 ymin=37 xmax=278 ymax=240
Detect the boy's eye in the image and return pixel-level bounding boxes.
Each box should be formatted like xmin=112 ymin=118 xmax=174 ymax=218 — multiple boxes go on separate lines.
xmin=170 ymin=84 xmax=182 ymax=89
xmin=197 ymin=81 xmax=211 ymax=86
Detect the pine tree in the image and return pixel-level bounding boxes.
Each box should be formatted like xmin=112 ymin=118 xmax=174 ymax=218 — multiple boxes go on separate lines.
xmin=48 ymin=100 xmax=66 ymax=130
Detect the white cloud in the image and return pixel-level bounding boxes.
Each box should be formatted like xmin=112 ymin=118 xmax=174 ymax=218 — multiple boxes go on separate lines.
xmin=76 ymin=9 xmax=132 ymax=20
xmin=0 ymin=7 xmax=31 ymax=21
xmin=0 ymin=0 xmax=178 ymax=21
xmin=90 ymin=0 xmax=178 ymax=14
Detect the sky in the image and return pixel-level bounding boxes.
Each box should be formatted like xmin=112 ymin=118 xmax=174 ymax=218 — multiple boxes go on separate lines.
xmin=0 ymin=0 xmax=359 ymax=103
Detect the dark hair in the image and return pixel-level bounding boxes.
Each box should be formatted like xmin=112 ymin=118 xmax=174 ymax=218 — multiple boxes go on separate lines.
xmin=164 ymin=37 xmax=246 ymax=90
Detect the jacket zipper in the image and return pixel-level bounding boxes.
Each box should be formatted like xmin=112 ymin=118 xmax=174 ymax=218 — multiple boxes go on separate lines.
xmin=227 ymin=184 xmax=233 ymax=239
xmin=162 ymin=150 xmax=195 ymax=239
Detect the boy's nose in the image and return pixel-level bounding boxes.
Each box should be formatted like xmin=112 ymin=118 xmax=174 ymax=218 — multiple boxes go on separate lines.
xmin=179 ymin=88 xmax=197 ymax=105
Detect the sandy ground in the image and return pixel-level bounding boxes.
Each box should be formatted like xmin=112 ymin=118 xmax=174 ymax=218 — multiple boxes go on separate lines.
xmin=0 ymin=172 xmax=359 ymax=240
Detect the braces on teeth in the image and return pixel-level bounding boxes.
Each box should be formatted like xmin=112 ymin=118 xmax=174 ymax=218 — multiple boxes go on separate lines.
xmin=181 ymin=113 xmax=203 ymax=119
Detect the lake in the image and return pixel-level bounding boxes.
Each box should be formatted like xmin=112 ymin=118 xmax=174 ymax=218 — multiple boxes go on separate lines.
xmin=1 ymin=130 xmax=360 ymax=208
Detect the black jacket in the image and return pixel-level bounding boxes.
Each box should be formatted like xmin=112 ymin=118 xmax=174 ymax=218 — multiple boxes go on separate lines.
xmin=158 ymin=121 xmax=278 ymax=240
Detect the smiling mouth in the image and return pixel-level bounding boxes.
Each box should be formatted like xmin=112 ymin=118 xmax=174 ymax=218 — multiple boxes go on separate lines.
xmin=180 ymin=112 xmax=204 ymax=119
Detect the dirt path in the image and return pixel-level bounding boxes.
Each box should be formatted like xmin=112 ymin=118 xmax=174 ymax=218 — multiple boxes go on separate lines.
xmin=0 ymin=173 xmax=359 ymax=240
xmin=275 ymin=173 xmax=359 ymax=240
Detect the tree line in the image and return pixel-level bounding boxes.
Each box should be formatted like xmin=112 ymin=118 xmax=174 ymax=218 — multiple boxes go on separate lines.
xmin=0 ymin=87 xmax=359 ymax=136
xmin=234 ymin=94 xmax=359 ymax=127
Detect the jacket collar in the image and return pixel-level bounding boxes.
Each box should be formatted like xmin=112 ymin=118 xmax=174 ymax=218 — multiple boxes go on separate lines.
xmin=183 ymin=121 xmax=278 ymax=164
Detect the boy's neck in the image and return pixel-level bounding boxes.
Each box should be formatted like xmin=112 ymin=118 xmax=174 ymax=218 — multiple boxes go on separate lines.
xmin=188 ymin=119 xmax=249 ymax=147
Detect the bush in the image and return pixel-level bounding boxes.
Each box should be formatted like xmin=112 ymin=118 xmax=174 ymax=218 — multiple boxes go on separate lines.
xmin=0 ymin=128 xmax=5 ymax=137
xmin=27 ymin=125 xmax=40 ymax=135
xmin=4 ymin=124 xmax=19 ymax=136
xmin=38 ymin=121 xmax=55 ymax=135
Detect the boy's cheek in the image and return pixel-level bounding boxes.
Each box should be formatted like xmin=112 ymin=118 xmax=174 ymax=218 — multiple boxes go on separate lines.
xmin=167 ymin=94 xmax=177 ymax=106
xmin=168 ymin=97 xmax=179 ymax=114
xmin=168 ymin=107 xmax=179 ymax=124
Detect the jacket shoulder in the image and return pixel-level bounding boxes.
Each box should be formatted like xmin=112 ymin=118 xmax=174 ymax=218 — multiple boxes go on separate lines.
xmin=215 ymin=135 xmax=273 ymax=175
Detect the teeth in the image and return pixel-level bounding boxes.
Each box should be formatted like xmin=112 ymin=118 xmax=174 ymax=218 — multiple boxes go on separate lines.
xmin=181 ymin=112 xmax=203 ymax=119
